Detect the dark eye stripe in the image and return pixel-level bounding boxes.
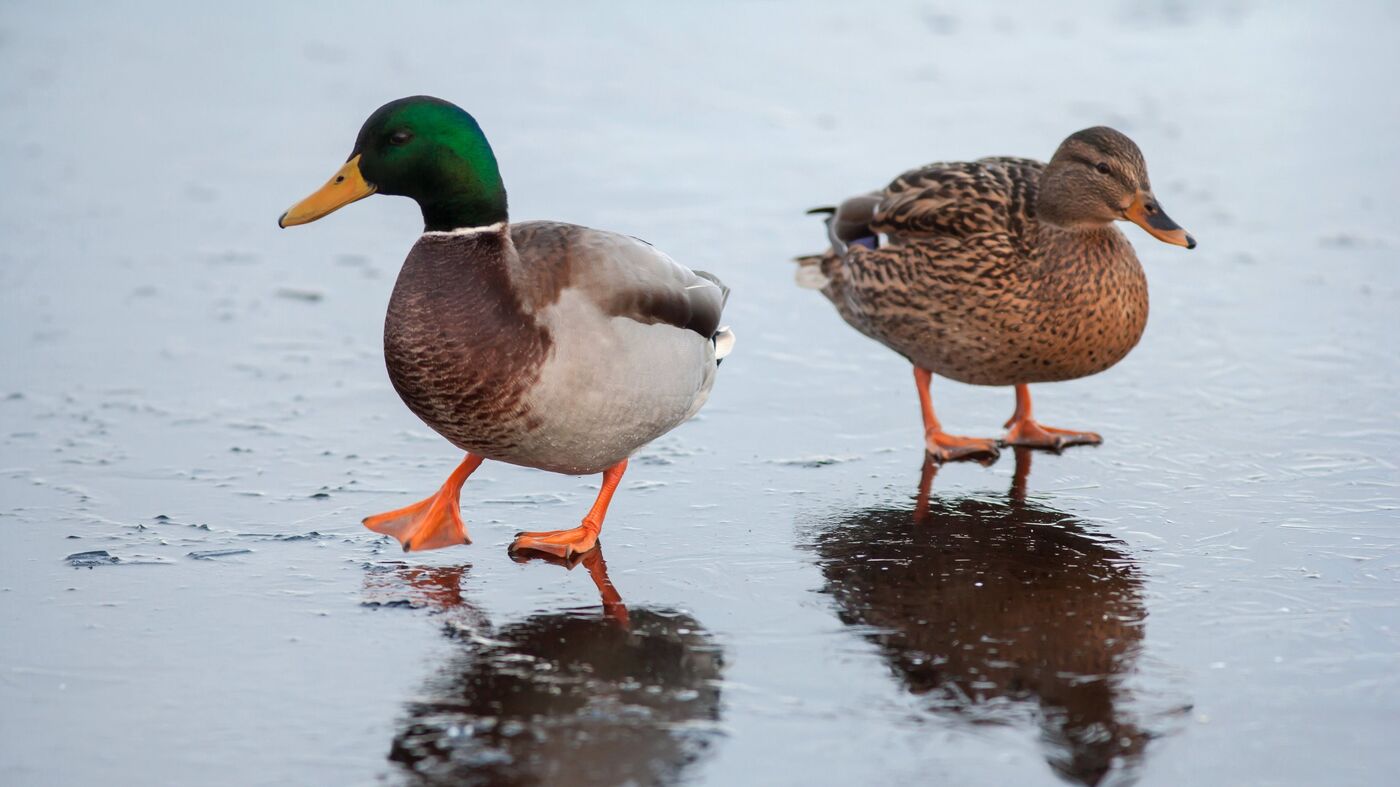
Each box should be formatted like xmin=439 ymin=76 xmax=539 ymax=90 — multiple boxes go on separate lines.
xmin=1069 ymin=154 xmax=1097 ymax=168
xmin=1070 ymin=152 xmax=1139 ymax=194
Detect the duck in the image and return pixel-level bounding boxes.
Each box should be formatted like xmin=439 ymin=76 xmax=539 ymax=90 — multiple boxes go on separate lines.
xmin=796 ymin=127 xmax=1194 ymax=462
xmin=279 ymin=96 xmax=733 ymax=558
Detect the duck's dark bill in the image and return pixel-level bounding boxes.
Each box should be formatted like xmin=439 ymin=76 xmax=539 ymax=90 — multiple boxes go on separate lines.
xmin=1126 ymin=192 xmax=1197 ymax=249
xmin=278 ymin=154 xmax=376 ymax=228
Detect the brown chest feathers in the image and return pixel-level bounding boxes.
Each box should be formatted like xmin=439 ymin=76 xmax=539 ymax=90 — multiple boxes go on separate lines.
xmin=383 ymin=230 xmax=550 ymax=456
xmin=824 ymin=225 xmax=1149 ymax=386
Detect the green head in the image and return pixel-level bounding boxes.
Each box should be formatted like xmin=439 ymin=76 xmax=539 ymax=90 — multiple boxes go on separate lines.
xmin=279 ymin=96 xmax=508 ymax=231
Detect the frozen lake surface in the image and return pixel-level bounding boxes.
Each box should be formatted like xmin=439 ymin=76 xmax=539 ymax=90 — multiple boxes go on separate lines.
xmin=2 ymin=1 xmax=1398 ymax=785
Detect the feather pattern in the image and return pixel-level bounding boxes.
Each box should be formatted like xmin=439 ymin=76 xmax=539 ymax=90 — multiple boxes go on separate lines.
xmin=386 ymin=221 xmax=730 ymax=475
xmin=801 ymin=156 xmax=1148 ymax=387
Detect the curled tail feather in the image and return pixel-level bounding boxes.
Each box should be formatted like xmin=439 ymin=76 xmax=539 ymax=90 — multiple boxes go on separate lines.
xmin=693 ymin=270 xmax=735 ymax=364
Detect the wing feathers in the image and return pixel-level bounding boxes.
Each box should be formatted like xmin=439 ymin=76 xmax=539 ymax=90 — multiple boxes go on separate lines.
xmin=868 ymin=157 xmax=1044 ymax=241
xmin=511 ymin=221 xmax=729 ymax=340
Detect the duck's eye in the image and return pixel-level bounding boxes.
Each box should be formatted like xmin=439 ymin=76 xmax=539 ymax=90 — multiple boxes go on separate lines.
xmin=1095 ymin=162 xmax=1111 ymax=174
xmin=389 ymin=129 xmax=413 ymax=146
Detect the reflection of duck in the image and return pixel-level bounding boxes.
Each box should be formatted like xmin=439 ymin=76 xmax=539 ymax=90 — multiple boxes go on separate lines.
xmin=364 ymin=549 xmax=725 ymax=787
xmin=808 ymin=450 xmax=1150 ymax=785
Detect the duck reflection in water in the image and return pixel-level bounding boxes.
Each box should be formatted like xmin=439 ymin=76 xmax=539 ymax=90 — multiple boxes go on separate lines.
xmin=363 ymin=548 xmax=725 ymax=787
xmin=809 ymin=449 xmax=1151 ymax=786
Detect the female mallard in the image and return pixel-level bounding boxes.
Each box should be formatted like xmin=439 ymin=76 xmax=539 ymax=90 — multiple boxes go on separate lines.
xmin=279 ymin=96 xmax=733 ymax=557
xmin=797 ymin=127 xmax=1194 ymax=462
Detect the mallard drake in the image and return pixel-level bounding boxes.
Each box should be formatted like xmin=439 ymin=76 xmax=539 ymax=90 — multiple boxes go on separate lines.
xmin=280 ymin=96 xmax=733 ymax=557
xmin=797 ymin=127 xmax=1194 ymax=462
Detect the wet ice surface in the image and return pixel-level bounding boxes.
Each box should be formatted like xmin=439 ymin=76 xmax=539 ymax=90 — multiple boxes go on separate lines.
xmin=2 ymin=1 xmax=1398 ymax=785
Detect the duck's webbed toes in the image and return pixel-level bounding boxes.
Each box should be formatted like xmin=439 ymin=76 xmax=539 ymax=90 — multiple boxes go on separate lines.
xmin=1002 ymin=419 xmax=1103 ymax=452
xmin=364 ymin=494 xmax=470 ymax=552
xmin=508 ymin=525 xmax=600 ymax=561
xmin=925 ymin=430 xmax=1002 ymax=464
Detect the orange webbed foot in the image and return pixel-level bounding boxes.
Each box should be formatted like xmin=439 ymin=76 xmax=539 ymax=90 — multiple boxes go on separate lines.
xmin=912 ymin=367 xmax=999 ymax=464
xmin=925 ymin=429 xmax=1001 ymax=464
xmin=1000 ymin=384 xmax=1102 ymax=453
xmin=507 ymin=459 xmax=627 ymax=561
xmin=363 ymin=455 xmax=482 ymax=552
xmin=508 ymin=525 xmax=599 ymax=561
xmin=364 ymin=494 xmax=469 ymax=552
xmin=1002 ymin=418 xmax=1102 ymax=452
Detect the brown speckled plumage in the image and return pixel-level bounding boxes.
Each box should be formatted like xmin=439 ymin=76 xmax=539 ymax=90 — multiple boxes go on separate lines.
xmin=802 ymin=156 xmax=1149 ymax=387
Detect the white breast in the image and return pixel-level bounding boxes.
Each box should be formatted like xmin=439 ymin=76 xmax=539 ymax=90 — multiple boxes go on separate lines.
xmin=502 ymin=289 xmax=717 ymax=475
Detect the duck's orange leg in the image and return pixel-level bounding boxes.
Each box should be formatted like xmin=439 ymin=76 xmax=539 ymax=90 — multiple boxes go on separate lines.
xmin=1002 ymin=384 xmax=1102 ymax=451
xmin=363 ymin=454 xmax=484 ymax=552
xmin=914 ymin=367 xmax=1000 ymax=463
xmin=509 ymin=459 xmax=627 ymax=560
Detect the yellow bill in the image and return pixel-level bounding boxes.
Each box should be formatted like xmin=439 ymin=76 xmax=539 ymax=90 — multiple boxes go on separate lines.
xmin=278 ymin=155 xmax=376 ymax=228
